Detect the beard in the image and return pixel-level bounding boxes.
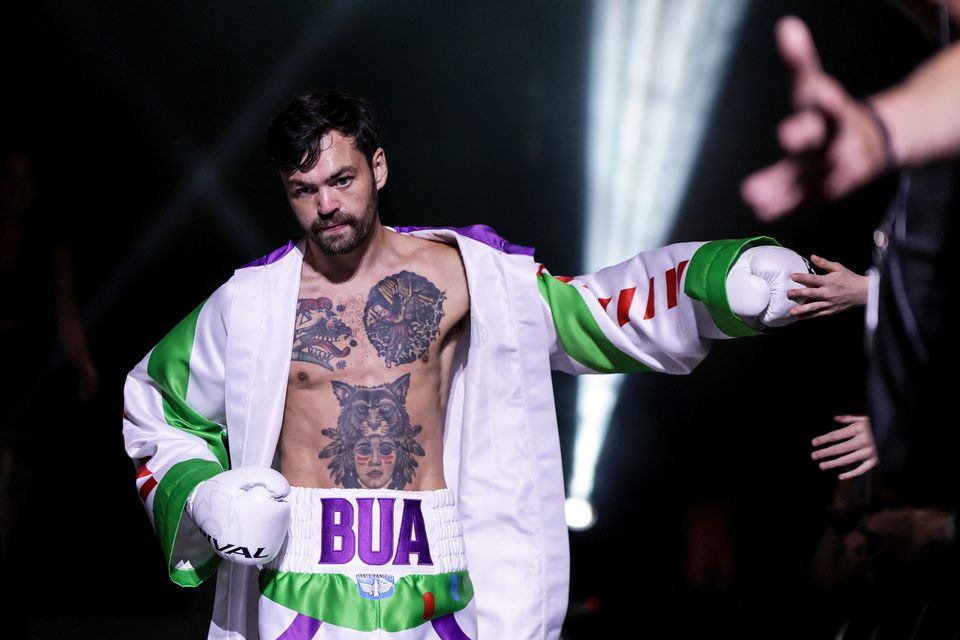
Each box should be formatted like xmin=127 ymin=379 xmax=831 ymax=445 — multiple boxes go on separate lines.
xmin=307 ymin=187 xmax=378 ymax=256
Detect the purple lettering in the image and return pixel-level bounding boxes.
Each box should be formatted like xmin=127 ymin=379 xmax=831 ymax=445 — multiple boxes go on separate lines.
xmin=358 ymin=498 xmax=395 ymax=566
xmin=394 ymin=499 xmax=432 ymax=566
xmin=319 ymin=498 xmax=355 ymax=564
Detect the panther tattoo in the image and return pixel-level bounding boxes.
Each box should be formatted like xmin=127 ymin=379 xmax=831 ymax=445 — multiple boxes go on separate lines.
xmin=364 ymin=271 xmax=445 ymax=368
xmin=318 ymin=373 xmax=425 ymax=490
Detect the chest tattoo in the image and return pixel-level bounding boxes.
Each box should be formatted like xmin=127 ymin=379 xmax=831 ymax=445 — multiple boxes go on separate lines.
xmin=364 ymin=271 xmax=445 ymax=368
xmin=318 ymin=373 xmax=425 ymax=490
xmin=292 ymin=297 xmax=357 ymax=371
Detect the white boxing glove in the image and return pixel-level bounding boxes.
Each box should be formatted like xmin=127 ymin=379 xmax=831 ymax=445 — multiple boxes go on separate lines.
xmin=726 ymin=246 xmax=811 ymax=329
xmin=187 ymin=466 xmax=291 ymax=565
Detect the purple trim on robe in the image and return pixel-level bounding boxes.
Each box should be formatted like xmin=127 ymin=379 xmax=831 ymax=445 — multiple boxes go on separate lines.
xmin=393 ymin=224 xmax=534 ymax=256
xmin=431 ymin=613 xmax=472 ymax=640
xmin=241 ymin=239 xmax=298 ymax=268
xmin=276 ymin=613 xmax=322 ymax=640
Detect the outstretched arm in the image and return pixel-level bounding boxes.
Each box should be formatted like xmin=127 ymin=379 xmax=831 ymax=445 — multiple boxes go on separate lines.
xmin=872 ymin=39 xmax=960 ymax=171
xmin=742 ymin=16 xmax=960 ymax=220
xmin=538 ymin=238 xmax=807 ymax=375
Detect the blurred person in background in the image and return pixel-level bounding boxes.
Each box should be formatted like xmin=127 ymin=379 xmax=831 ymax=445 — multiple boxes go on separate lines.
xmin=0 ymin=145 xmax=98 ymax=636
xmin=743 ymin=4 xmax=960 ymax=635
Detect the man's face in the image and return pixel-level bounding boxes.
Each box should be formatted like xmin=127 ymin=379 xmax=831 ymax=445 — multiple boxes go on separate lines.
xmin=351 ymin=435 xmax=398 ymax=489
xmin=281 ymin=131 xmax=388 ymax=256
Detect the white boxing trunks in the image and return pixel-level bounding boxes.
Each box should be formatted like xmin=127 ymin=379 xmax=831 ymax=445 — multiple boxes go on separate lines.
xmin=258 ymin=486 xmax=477 ymax=639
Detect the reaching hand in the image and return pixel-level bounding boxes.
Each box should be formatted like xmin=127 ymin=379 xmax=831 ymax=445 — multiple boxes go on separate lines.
xmin=741 ymin=16 xmax=890 ymax=220
xmin=787 ymin=255 xmax=868 ymax=319
xmin=811 ymin=415 xmax=878 ymax=480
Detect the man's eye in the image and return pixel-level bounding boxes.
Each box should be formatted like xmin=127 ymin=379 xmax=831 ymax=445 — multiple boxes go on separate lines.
xmin=295 ymin=187 xmax=313 ymax=196
xmin=336 ymin=177 xmax=353 ymax=188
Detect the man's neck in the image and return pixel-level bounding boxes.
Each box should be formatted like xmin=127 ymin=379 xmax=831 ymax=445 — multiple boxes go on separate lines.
xmin=303 ymin=222 xmax=388 ymax=284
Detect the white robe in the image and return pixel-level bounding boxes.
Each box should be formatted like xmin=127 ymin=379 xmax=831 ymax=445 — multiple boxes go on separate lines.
xmin=124 ymin=225 xmax=777 ymax=639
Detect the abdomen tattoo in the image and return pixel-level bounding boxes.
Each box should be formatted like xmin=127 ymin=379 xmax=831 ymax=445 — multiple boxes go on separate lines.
xmin=319 ymin=373 xmax=425 ymax=490
xmin=364 ymin=271 xmax=445 ymax=367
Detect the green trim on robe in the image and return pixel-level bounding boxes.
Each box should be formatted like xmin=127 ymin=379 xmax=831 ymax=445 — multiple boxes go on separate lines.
xmin=684 ymin=237 xmax=781 ymax=338
xmin=536 ymin=274 xmax=652 ymax=374
xmin=147 ymin=299 xmax=230 ymax=469
xmin=155 ymin=458 xmax=223 ymax=586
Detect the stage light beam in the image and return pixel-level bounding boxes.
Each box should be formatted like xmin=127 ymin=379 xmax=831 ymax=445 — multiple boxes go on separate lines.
xmin=567 ymin=0 xmax=748 ymax=531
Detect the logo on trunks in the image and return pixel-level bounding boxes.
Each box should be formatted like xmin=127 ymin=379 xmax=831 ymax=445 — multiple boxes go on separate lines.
xmin=198 ymin=528 xmax=270 ymax=560
xmin=319 ymin=497 xmax=434 ymax=566
xmin=356 ymin=573 xmax=396 ymax=600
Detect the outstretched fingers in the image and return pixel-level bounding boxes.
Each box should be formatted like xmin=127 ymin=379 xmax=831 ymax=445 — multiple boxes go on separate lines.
xmin=740 ymin=159 xmax=806 ymax=220
xmin=811 ymin=414 xmax=877 ymax=479
xmin=812 ymin=423 xmax=864 ymax=446
xmin=779 ymin=109 xmax=829 ymax=154
xmin=809 ymin=254 xmax=841 ymax=272
xmin=777 ymin=16 xmax=822 ymax=90
xmin=837 ymin=457 xmax=878 ymax=481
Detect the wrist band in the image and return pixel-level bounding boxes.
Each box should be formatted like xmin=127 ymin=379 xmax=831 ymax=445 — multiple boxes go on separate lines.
xmin=860 ymin=99 xmax=897 ymax=175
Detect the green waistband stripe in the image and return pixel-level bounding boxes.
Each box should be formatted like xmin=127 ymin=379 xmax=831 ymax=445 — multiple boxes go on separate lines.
xmin=259 ymin=569 xmax=474 ymax=632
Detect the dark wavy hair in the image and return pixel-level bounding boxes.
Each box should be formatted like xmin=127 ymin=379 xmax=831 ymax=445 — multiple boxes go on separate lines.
xmin=264 ymin=91 xmax=382 ymax=175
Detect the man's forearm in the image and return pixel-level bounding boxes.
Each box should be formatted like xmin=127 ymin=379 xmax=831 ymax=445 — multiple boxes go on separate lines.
xmin=872 ymin=41 xmax=960 ymax=169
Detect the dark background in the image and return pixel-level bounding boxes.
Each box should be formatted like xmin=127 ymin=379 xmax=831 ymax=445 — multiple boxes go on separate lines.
xmin=0 ymin=1 xmax=935 ymax=637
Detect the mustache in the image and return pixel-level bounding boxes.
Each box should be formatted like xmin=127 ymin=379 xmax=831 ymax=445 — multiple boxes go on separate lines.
xmin=309 ymin=215 xmax=355 ymax=234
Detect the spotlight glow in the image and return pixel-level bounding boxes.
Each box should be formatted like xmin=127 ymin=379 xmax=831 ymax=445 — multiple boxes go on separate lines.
xmin=565 ymin=497 xmax=597 ymax=531
xmin=569 ymin=0 xmax=748 ymax=529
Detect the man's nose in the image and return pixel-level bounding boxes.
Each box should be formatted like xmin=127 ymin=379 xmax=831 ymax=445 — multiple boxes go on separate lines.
xmin=317 ymin=188 xmax=339 ymax=217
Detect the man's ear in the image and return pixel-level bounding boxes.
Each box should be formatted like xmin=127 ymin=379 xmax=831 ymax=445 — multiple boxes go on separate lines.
xmin=372 ymin=148 xmax=388 ymax=190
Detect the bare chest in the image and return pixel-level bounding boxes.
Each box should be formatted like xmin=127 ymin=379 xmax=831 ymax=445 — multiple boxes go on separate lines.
xmin=280 ymin=267 xmax=461 ymax=491
xmin=291 ymin=269 xmax=449 ymax=375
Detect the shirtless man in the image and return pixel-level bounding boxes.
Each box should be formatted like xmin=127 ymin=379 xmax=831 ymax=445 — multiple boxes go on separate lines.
xmin=123 ymin=91 xmax=809 ymax=640
xmin=279 ymin=127 xmax=468 ymax=495
xmin=260 ymin=110 xmax=477 ymax=636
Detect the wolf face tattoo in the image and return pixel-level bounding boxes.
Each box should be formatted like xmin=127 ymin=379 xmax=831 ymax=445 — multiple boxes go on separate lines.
xmin=318 ymin=374 xmax=425 ymax=489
